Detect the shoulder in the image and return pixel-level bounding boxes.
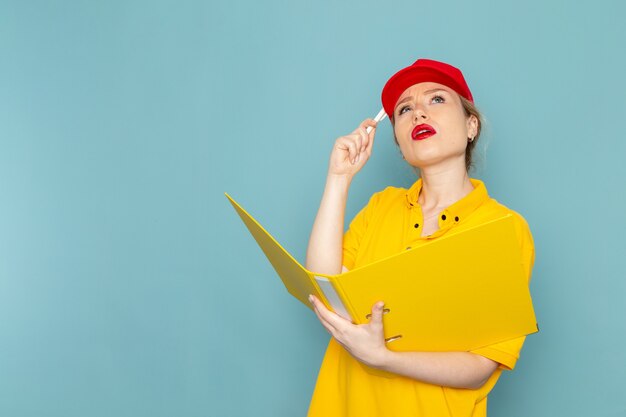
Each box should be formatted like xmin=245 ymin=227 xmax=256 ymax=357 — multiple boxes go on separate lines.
xmin=366 ymin=185 xmax=410 ymax=207
xmin=470 ymin=193 xmax=534 ymax=247
xmin=485 ymin=198 xmax=533 ymax=238
xmin=483 ymin=198 xmax=536 ymax=279
xmin=348 ymin=185 xmax=409 ymax=228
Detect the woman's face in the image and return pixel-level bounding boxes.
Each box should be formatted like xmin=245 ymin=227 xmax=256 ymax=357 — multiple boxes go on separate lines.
xmin=392 ymin=82 xmax=477 ymax=170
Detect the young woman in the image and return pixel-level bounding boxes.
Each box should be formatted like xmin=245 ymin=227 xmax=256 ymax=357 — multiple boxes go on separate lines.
xmin=305 ymin=59 xmax=535 ymax=417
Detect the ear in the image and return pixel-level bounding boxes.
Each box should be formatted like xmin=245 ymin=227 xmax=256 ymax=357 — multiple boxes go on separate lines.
xmin=466 ymin=114 xmax=478 ymax=139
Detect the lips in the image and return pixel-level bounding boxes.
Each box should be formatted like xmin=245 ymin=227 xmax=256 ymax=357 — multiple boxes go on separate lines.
xmin=411 ymin=124 xmax=437 ymax=141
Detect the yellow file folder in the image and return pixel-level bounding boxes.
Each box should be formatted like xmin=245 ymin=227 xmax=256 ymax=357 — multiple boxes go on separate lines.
xmin=226 ymin=193 xmax=538 ymax=352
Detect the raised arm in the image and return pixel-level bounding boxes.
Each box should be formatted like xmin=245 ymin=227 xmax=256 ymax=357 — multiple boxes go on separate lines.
xmin=305 ymin=118 xmax=378 ymax=275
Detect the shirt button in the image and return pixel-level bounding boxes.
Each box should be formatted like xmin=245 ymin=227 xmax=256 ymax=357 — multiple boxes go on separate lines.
xmin=414 ymin=223 xmax=419 ymax=228
xmin=406 ymin=246 xmax=411 ymax=250
xmin=455 ymin=216 xmax=459 ymax=222
xmin=441 ymin=214 xmax=447 ymax=221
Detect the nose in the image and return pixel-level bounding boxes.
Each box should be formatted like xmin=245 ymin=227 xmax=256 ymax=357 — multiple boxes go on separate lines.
xmin=413 ymin=106 xmax=427 ymax=122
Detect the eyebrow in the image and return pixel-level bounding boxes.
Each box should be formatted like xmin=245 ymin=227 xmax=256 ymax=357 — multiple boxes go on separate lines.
xmin=394 ymin=88 xmax=449 ymax=110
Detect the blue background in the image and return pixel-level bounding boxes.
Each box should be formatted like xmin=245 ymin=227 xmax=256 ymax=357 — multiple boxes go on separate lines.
xmin=1 ymin=1 xmax=624 ymax=416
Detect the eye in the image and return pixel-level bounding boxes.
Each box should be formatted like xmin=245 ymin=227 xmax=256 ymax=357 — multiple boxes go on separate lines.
xmin=397 ymin=105 xmax=411 ymax=116
xmin=431 ymin=95 xmax=445 ymax=104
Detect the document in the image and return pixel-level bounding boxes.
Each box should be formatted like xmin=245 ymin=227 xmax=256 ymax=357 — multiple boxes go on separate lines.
xmin=226 ymin=193 xmax=538 ymax=352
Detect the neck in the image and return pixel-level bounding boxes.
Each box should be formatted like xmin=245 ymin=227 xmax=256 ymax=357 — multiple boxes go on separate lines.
xmin=417 ymin=164 xmax=474 ymax=210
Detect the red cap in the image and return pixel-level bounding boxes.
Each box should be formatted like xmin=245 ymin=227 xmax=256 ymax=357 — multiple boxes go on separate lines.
xmin=381 ymin=58 xmax=474 ymax=120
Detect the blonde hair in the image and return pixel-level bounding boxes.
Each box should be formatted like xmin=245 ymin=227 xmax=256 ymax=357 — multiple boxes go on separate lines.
xmin=460 ymin=96 xmax=482 ymax=171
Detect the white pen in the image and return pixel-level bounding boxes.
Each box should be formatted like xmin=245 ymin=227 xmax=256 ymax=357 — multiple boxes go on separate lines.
xmin=366 ymin=108 xmax=387 ymax=134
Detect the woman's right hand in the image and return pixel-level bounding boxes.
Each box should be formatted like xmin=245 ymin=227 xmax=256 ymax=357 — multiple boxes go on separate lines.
xmin=307 ymin=119 xmax=376 ymax=275
xmin=328 ymin=118 xmax=378 ymax=178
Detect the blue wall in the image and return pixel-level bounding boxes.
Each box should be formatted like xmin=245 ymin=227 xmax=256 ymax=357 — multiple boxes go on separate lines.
xmin=1 ymin=1 xmax=624 ymax=416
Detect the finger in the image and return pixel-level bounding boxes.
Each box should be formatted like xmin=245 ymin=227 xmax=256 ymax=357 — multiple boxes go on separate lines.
xmin=310 ymin=296 xmax=338 ymax=335
xmin=359 ymin=118 xmax=377 ymax=131
xmin=354 ymin=132 xmax=363 ymax=154
xmin=352 ymin=133 xmax=364 ymax=163
xmin=309 ymin=295 xmax=338 ymax=330
xmin=362 ymin=119 xmax=377 ymax=134
xmin=357 ymin=127 xmax=370 ymax=153
xmin=364 ymin=126 xmax=376 ymax=157
xmin=357 ymin=119 xmax=375 ymax=143
xmin=336 ymin=137 xmax=359 ymax=164
xmin=346 ymin=139 xmax=359 ymax=164
xmin=310 ymin=295 xmax=351 ymax=330
xmin=313 ymin=307 xmax=338 ymax=336
xmin=368 ymin=301 xmax=385 ymax=324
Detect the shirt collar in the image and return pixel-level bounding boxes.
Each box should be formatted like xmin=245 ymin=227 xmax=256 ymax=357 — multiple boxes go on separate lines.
xmin=405 ymin=178 xmax=489 ymax=227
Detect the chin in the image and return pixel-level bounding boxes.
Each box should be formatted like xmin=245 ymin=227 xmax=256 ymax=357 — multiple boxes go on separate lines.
xmin=406 ymin=152 xmax=466 ymax=170
xmin=404 ymin=149 xmax=442 ymax=166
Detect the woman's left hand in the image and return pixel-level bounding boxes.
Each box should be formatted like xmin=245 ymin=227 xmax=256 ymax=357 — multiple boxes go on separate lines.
xmin=309 ymin=295 xmax=390 ymax=368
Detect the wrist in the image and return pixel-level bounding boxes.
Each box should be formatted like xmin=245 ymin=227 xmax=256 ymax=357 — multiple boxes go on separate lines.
xmin=326 ymin=173 xmax=353 ymax=190
xmin=366 ymin=347 xmax=396 ymax=371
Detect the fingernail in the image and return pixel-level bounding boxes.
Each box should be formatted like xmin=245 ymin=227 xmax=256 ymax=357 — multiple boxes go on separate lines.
xmin=308 ymin=295 xmax=313 ymax=303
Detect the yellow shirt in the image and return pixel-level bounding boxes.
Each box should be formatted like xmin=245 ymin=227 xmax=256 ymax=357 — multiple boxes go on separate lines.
xmin=307 ymin=179 xmax=535 ymax=417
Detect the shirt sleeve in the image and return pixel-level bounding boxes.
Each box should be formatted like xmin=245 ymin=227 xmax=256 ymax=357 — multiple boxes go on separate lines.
xmin=470 ymin=212 xmax=536 ymax=370
xmin=341 ymin=192 xmax=382 ymax=271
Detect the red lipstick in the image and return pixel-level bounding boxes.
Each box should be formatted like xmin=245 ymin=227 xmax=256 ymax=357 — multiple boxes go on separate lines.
xmin=411 ymin=124 xmax=437 ymax=141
